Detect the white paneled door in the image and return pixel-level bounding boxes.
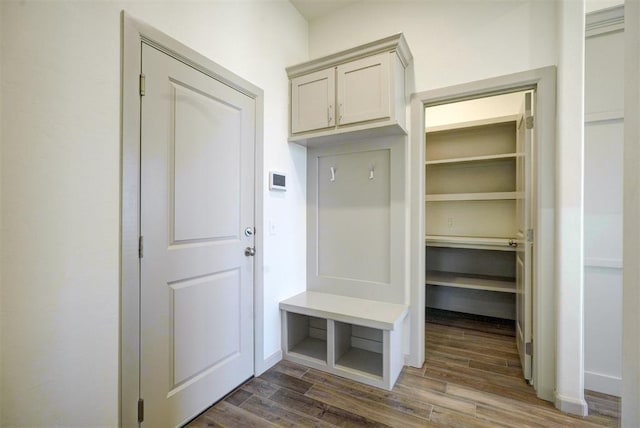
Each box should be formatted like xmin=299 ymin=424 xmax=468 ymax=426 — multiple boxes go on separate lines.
xmin=140 ymin=43 xmax=255 ymax=427
xmin=516 ymin=92 xmax=533 ymax=382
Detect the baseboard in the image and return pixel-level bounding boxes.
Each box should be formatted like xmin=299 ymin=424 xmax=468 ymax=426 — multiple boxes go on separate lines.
xmin=255 ymin=349 xmax=282 ymax=376
xmin=555 ymin=391 xmax=589 ymax=416
xmin=404 ymin=350 xmax=424 ymax=368
xmin=585 ymin=371 xmax=622 ymax=397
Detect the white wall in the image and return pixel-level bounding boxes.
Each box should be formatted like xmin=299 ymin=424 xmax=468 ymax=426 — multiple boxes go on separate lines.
xmin=584 ymin=21 xmax=624 ymax=396
xmin=308 ymin=0 xmax=557 ymax=92
xmin=623 ymin=0 xmax=640 ymax=424
xmin=586 ymin=0 xmax=624 ymax=13
xmin=0 ymin=1 xmax=307 ymax=426
xmin=307 ymin=0 xmax=587 ymax=412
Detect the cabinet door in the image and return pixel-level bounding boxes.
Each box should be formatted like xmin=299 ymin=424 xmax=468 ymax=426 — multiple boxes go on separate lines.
xmin=291 ymin=68 xmax=335 ymax=134
xmin=336 ymin=52 xmax=390 ymax=126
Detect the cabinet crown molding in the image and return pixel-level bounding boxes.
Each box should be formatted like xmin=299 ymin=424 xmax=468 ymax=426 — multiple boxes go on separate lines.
xmin=286 ymin=33 xmax=412 ymax=78
xmin=586 ymin=5 xmax=624 ymax=37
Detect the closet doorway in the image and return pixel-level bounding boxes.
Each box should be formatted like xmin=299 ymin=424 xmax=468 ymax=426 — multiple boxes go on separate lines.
xmin=409 ymin=67 xmax=557 ymax=402
xmin=424 ymin=91 xmax=533 ymax=381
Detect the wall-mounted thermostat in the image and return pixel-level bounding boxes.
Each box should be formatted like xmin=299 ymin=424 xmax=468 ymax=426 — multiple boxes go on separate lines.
xmin=269 ymin=171 xmax=286 ymax=191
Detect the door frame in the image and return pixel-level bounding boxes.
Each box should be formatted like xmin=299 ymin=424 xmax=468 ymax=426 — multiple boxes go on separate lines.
xmin=120 ymin=12 xmax=264 ymax=427
xmin=408 ymin=67 xmax=556 ymax=402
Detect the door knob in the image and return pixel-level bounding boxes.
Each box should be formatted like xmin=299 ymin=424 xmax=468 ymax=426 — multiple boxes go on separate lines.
xmin=245 ymin=247 xmax=256 ymax=257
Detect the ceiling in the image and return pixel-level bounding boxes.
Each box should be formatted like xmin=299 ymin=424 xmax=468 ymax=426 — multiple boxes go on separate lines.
xmin=289 ymin=0 xmax=359 ymax=21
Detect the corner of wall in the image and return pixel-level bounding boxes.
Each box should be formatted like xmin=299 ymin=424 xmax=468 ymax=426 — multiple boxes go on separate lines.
xmin=0 ymin=0 xmax=5 ymax=423
xmin=555 ymin=0 xmax=587 ymax=413
xmin=623 ymin=0 xmax=640 ymax=425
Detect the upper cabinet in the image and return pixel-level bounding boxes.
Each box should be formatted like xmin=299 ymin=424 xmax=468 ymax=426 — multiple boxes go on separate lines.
xmin=287 ymin=34 xmax=412 ymax=145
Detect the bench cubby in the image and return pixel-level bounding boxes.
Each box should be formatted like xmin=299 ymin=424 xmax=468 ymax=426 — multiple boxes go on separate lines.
xmin=285 ymin=313 xmax=328 ymax=364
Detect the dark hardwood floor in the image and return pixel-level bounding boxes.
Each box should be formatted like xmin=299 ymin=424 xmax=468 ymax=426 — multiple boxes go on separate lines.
xmin=187 ymin=310 xmax=620 ymax=427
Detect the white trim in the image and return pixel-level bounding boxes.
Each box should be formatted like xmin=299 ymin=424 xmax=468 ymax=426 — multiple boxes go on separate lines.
xmin=584 ymin=258 xmax=623 ymax=269
xmin=408 ymin=95 xmax=426 ymax=368
xmin=586 ymin=5 xmax=624 ymax=38
xmin=585 ymin=110 xmax=624 ymax=124
xmin=555 ymin=392 xmax=589 ymax=416
xmin=120 ymin=14 xmax=142 ymax=427
xmin=585 ymin=371 xmax=622 ymax=397
xmin=286 ymin=33 xmax=412 ymax=78
xmin=409 ymin=67 xmax=557 ymax=402
xmin=120 ymin=11 xmax=264 ymax=428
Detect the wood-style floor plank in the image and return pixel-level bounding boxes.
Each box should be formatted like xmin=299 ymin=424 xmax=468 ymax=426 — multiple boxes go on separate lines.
xmin=429 ymin=406 xmax=505 ymax=428
xmin=273 ymin=359 xmax=311 ymax=379
xmin=259 ymin=370 xmax=314 ymax=394
xmin=200 ymin=401 xmax=276 ymax=428
xmin=239 ymin=377 xmax=281 ymax=399
xmin=188 ymin=314 xmax=620 ymax=428
xmin=302 ymin=369 xmax=434 ymax=420
xmin=305 ymin=383 xmax=434 ymax=428
xmin=239 ymin=395 xmax=333 ymax=428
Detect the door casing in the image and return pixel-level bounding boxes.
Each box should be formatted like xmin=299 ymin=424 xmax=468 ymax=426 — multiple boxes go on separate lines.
xmin=120 ymin=12 xmax=264 ymax=427
xmin=408 ymin=67 xmax=557 ymax=402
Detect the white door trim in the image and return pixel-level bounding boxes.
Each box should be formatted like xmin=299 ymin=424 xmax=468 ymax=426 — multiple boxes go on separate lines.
xmin=120 ymin=12 xmax=264 ymax=427
xmin=408 ymin=66 xmax=557 ymax=403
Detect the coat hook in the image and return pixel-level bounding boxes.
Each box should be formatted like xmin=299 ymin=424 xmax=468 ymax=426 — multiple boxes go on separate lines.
xmin=369 ymin=163 xmax=375 ymax=180
xmin=330 ymin=166 xmax=336 ymax=182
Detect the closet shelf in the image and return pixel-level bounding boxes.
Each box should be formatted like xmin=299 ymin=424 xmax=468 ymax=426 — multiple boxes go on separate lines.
xmin=426 ymin=270 xmax=516 ymax=293
xmin=425 ymin=152 xmax=518 ymax=166
xmin=425 ymin=192 xmax=517 ymax=201
xmin=425 ymin=235 xmax=519 ymax=251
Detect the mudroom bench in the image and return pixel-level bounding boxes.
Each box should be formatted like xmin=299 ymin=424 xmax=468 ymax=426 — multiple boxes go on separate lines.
xmin=279 ymin=291 xmax=408 ymax=390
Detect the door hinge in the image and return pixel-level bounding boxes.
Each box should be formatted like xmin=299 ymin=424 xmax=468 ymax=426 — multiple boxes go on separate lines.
xmin=137 ymin=398 xmax=144 ymax=423
xmin=527 ymin=229 xmax=534 ymax=243
xmin=139 ymin=73 xmax=146 ymax=97
xmin=526 ymin=115 xmax=534 ymax=129
xmin=525 ymin=341 xmax=533 ymax=356
xmin=138 ymin=235 xmax=144 ymax=259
